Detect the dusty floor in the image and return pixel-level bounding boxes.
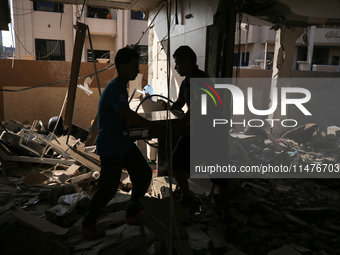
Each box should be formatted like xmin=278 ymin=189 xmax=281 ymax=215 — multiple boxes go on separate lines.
xmin=1 ymin=119 xmax=340 ymax=254
xmin=0 ymin=163 xmax=340 ymax=255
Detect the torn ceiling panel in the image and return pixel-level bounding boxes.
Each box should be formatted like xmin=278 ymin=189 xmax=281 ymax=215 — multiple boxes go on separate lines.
xmin=29 ymin=0 xmax=161 ymax=11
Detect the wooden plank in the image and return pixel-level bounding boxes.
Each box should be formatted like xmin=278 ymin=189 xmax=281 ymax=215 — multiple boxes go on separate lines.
xmin=11 ymin=207 xmax=68 ymax=236
xmin=58 ymin=163 xmax=81 ymax=183
xmin=64 ymin=22 xmax=87 ymax=128
xmin=0 ymin=143 xmax=75 ymax=165
xmin=50 ymin=135 xmax=100 ymax=172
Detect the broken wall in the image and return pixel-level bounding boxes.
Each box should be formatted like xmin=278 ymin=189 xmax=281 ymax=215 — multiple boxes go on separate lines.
xmin=148 ymin=0 xmax=220 ymax=103
xmin=0 ymin=59 xmax=148 ymax=129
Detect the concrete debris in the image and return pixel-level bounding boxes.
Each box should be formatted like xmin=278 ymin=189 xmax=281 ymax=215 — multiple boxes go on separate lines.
xmin=150 ymin=176 xmax=177 ymax=199
xmin=1 ymin=120 xmax=340 ymax=254
xmin=46 ymin=192 xmax=90 ymax=227
xmin=327 ymin=125 xmax=340 ymax=137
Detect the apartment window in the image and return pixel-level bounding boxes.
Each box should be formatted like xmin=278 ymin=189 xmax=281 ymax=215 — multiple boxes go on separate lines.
xmin=87 ymin=50 xmax=110 ymax=63
xmin=134 ymin=45 xmax=148 ymax=65
xmin=131 ymin=10 xmax=145 ymax=20
xmin=35 ymin=39 xmax=65 ymax=61
xmin=33 ymin=1 xmax=64 ymax=13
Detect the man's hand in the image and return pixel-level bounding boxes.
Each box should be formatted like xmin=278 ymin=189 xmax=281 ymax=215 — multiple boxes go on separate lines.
xmin=162 ymin=101 xmax=171 ymax=110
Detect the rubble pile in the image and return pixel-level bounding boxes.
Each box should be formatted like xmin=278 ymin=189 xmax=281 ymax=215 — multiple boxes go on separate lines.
xmin=0 ymin=119 xmax=340 ymax=255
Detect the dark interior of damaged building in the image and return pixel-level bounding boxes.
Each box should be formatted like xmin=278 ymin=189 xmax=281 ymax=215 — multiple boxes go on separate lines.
xmin=1 ymin=0 xmax=340 ymax=254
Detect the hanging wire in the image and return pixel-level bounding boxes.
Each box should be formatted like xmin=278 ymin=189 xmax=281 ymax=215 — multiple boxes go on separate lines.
xmin=39 ymin=91 xmax=68 ymax=161
xmin=165 ymin=0 xmax=173 ymax=253
xmin=131 ymin=2 xmax=166 ymax=49
xmin=87 ymin=25 xmax=102 ymax=96
xmin=77 ymin=0 xmax=87 ymax=22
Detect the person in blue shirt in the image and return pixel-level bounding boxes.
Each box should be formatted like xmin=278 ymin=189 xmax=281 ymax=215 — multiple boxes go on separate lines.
xmin=82 ymin=47 xmax=164 ymax=240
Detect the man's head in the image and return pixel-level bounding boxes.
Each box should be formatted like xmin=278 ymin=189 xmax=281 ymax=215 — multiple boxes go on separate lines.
xmin=173 ymin=45 xmax=197 ymax=76
xmin=115 ymin=47 xmax=140 ymax=81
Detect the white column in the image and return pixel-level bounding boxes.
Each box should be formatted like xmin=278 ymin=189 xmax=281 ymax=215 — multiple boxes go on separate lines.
xmin=306 ymin=26 xmax=315 ymax=71
xmin=269 ymin=27 xmax=304 ymax=135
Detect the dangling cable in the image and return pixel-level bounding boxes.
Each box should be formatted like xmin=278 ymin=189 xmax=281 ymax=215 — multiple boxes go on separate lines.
xmin=39 ymin=90 xmax=68 ymax=161
xmin=87 ymin=25 xmax=101 ymax=95
xmin=165 ymin=1 xmax=174 ymax=254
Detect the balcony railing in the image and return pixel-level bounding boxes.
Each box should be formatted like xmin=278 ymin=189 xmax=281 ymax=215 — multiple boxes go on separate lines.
xmin=85 ymin=17 xmax=116 ymax=36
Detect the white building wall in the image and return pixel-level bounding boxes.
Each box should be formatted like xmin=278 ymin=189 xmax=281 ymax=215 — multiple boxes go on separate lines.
xmin=31 ymin=5 xmax=74 ymax=61
xmin=84 ymin=35 xmax=115 ymax=63
xmin=13 ymin=0 xmax=34 ymax=59
xmin=128 ymin=18 xmax=148 ymax=46
xmin=13 ymin=2 xmax=148 ymax=64
xmin=13 ymin=1 xmax=77 ymax=61
xmin=148 ymin=0 xmax=219 ymax=101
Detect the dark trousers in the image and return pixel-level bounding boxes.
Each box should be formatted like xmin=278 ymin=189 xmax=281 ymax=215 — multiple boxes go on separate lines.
xmin=82 ymin=144 xmax=152 ymax=227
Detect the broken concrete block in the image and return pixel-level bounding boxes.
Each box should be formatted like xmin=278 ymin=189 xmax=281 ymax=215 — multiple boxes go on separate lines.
xmin=39 ymin=184 xmax=77 ymax=205
xmin=151 ymin=176 xmax=177 ymax=199
xmin=327 ymin=126 xmax=340 ymax=136
xmin=45 ymin=192 xmax=90 ymax=227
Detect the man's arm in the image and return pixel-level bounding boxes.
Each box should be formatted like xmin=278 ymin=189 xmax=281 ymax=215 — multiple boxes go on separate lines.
xmin=170 ymin=97 xmax=186 ymax=111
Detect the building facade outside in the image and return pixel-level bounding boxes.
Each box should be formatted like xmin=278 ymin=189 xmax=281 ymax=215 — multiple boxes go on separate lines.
xmin=12 ymin=0 xmax=148 ymax=63
xmin=234 ymin=23 xmax=340 ymax=72
xmin=147 ymin=0 xmax=340 ymax=135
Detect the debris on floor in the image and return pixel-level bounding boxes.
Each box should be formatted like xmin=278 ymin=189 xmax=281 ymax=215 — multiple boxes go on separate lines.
xmin=0 ymin=119 xmax=340 ymax=254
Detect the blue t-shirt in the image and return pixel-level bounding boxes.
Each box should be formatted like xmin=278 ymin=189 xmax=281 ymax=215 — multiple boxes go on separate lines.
xmin=96 ymin=78 xmax=134 ymax=157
